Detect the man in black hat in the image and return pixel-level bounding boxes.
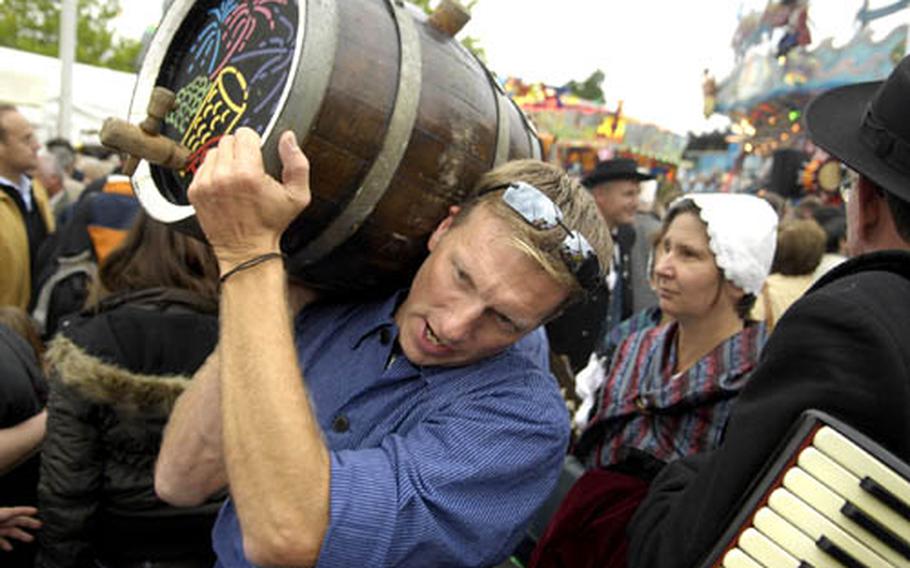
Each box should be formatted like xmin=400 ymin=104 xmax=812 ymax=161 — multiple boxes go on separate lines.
xmin=546 ymin=158 xmax=654 ymax=373
xmin=626 ymin=55 xmax=910 ymax=567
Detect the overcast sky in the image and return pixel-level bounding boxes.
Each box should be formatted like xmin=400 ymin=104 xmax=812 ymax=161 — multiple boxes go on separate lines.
xmin=114 ymin=1 xmax=907 ymax=134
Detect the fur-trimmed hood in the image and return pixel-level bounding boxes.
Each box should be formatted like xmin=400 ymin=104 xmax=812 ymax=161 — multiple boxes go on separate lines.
xmin=46 ymin=335 xmax=192 ymax=415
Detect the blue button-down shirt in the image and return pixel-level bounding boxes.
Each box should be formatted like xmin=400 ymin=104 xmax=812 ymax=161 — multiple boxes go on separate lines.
xmin=212 ymin=291 xmax=569 ymax=567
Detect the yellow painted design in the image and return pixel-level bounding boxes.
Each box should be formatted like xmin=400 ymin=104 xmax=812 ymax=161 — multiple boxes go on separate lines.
xmin=182 ymin=66 xmax=249 ymax=152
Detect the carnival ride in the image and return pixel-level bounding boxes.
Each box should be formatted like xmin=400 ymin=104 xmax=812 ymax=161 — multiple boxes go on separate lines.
xmin=709 ymin=0 xmax=908 ymax=198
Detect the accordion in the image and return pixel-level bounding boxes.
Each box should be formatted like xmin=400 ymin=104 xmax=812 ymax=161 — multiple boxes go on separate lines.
xmin=699 ymin=410 xmax=910 ymax=568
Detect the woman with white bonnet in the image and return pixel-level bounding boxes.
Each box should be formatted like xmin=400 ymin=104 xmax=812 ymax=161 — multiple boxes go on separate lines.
xmin=529 ymin=193 xmax=778 ymax=568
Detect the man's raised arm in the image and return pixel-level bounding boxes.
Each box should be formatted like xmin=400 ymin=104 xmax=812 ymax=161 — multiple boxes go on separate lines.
xmin=155 ymin=348 xmax=228 ymax=506
xmin=179 ymin=128 xmax=330 ymax=566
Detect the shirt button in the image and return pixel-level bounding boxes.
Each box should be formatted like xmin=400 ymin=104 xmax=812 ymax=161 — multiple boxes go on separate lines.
xmin=332 ymin=415 xmax=350 ymax=433
xmin=634 ymin=396 xmax=648 ymax=411
xmin=379 ymin=328 xmax=392 ymax=345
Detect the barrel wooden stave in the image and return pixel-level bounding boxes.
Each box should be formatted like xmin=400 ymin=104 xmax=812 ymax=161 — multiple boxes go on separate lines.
xmin=289 ymin=0 xmax=401 ymax=247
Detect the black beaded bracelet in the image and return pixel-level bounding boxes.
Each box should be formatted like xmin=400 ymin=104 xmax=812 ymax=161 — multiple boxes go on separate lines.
xmin=219 ymin=252 xmax=285 ymax=284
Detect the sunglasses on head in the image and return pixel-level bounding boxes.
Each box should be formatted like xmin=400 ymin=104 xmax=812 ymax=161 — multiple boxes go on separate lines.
xmin=484 ymin=181 xmax=603 ymax=294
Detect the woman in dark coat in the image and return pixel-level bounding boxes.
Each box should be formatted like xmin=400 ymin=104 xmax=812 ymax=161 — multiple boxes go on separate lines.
xmin=36 ymin=212 xmax=223 ymax=568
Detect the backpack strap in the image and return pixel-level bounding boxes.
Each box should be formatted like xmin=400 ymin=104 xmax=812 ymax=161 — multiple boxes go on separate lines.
xmin=31 ymin=250 xmax=97 ymax=335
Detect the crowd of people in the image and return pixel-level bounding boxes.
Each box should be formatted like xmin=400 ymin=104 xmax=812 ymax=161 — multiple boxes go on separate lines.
xmin=0 ymin=48 xmax=908 ymax=568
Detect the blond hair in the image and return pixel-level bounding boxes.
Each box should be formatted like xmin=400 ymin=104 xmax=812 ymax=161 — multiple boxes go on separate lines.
xmin=453 ymin=160 xmax=612 ymax=302
xmin=772 ymin=218 xmax=827 ymax=275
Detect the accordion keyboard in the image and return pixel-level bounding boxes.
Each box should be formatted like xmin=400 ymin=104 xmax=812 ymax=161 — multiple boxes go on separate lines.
xmin=702 ymin=412 xmax=910 ymax=568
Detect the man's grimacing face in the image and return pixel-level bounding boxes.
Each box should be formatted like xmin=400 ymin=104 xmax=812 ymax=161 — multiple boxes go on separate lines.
xmin=394 ymin=205 xmax=569 ymax=367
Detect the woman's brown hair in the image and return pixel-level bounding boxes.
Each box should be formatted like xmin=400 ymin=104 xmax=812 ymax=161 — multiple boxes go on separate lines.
xmin=90 ymin=211 xmax=220 ymax=306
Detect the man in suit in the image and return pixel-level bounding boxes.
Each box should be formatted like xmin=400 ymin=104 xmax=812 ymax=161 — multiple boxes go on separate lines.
xmin=0 ymin=105 xmax=53 ymax=309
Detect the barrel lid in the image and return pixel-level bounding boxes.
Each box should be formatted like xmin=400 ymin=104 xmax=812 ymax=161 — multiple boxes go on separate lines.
xmin=129 ymin=0 xmax=304 ymax=224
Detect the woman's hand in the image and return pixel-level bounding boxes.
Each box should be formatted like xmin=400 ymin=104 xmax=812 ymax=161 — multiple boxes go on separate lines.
xmin=0 ymin=506 xmax=41 ymax=552
xmin=188 ymin=128 xmax=312 ymax=272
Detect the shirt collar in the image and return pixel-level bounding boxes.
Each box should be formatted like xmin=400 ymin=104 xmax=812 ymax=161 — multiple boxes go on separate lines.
xmin=351 ymin=289 xmax=409 ymax=350
xmin=0 ymin=174 xmax=32 ymax=211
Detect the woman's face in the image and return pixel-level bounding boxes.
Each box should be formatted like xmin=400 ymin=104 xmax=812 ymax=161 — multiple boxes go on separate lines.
xmin=653 ymin=212 xmax=742 ymax=323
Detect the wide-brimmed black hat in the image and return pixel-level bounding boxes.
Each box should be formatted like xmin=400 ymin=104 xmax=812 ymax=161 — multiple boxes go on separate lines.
xmin=805 ymin=55 xmax=910 ymax=203
xmin=581 ymin=158 xmax=654 ymax=188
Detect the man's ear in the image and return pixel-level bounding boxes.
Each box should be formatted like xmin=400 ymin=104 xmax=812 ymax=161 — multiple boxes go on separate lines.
xmin=428 ymin=205 xmax=461 ymax=252
xmin=857 ymin=177 xmax=882 ymax=239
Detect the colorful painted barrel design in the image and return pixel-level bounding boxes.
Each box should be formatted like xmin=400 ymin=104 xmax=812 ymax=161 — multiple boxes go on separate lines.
xmin=130 ymin=0 xmax=541 ymax=295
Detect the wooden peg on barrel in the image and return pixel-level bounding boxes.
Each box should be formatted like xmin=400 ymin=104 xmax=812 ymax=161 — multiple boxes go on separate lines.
xmin=101 ymin=86 xmax=190 ymax=176
xmin=428 ymin=0 xmax=471 ymax=37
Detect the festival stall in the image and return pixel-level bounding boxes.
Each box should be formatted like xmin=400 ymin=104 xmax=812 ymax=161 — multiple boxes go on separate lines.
xmin=503 ymin=78 xmax=687 ymax=184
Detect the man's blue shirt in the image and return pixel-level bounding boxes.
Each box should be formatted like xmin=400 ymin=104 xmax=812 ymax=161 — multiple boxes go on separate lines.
xmin=212 ymin=291 xmax=569 ymax=567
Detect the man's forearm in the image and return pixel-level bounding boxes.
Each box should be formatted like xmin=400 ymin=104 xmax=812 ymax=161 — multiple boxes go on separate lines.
xmin=155 ymin=348 xmax=228 ymax=506
xmin=220 ymin=261 xmax=329 ymax=566
xmin=0 ymin=410 xmax=46 ymax=474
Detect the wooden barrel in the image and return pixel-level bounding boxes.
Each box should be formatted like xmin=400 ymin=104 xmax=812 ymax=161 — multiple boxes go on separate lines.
xmin=129 ymin=0 xmax=541 ymax=296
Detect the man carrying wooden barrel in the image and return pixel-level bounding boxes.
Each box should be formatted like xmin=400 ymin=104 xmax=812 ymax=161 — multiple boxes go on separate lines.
xmin=154 ymin=126 xmax=612 ymax=567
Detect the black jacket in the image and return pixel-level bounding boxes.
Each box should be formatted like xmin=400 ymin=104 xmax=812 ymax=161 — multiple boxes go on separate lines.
xmin=628 ymin=250 xmax=910 ymax=567
xmin=36 ymin=288 xmax=223 ymax=568
xmin=546 ymin=224 xmax=635 ymax=372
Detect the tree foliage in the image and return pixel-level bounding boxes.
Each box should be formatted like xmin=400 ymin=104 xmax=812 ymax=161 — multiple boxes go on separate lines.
xmin=563 ymin=70 xmax=606 ymax=104
xmin=410 ymin=0 xmax=486 ymax=61
xmin=0 ymin=0 xmax=141 ymax=72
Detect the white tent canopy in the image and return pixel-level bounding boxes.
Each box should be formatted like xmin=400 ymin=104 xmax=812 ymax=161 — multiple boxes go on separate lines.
xmin=0 ymin=46 xmax=137 ymax=146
